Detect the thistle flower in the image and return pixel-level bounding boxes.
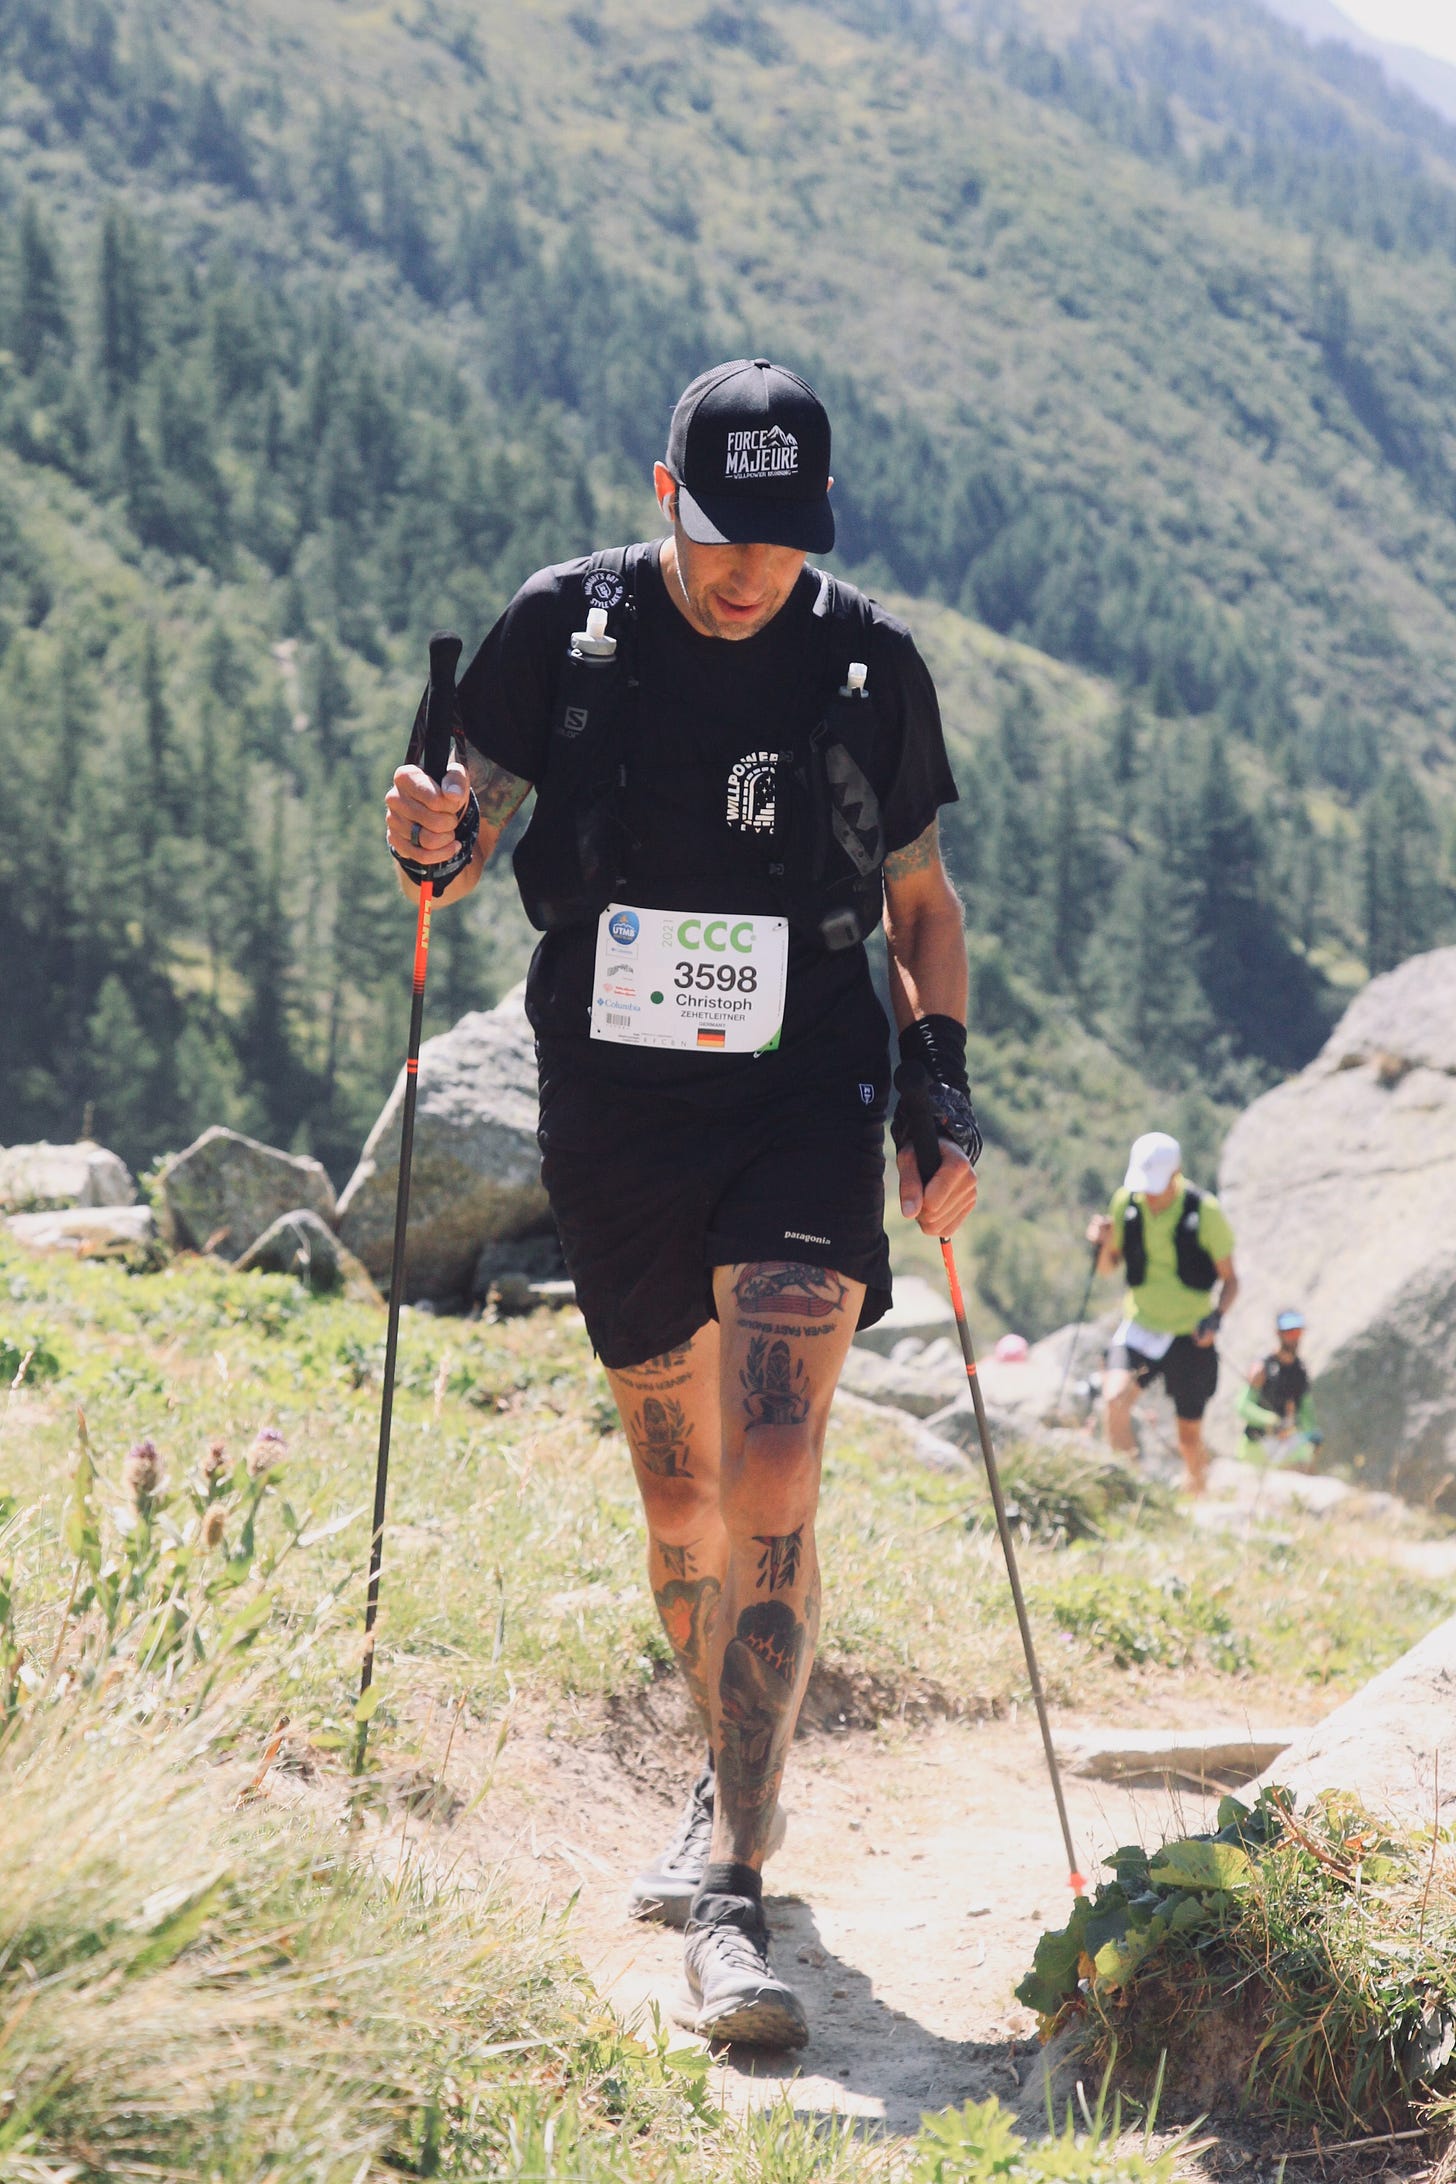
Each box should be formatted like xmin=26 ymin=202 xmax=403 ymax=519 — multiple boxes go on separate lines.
xmin=122 ymin=1439 xmax=163 ymax=1508
xmin=247 ymin=1427 xmax=286 ymax=1480
xmin=200 ymin=1439 xmax=228 ymax=1485
xmin=200 ymin=1503 xmax=227 ymax=1551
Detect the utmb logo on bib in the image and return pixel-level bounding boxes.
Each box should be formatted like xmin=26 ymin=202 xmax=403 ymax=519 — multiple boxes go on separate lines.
xmin=608 ymin=910 xmax=640 ymax=946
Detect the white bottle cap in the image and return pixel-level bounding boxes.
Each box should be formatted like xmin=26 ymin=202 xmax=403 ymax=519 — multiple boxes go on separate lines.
xmin=844 ymin=660 xmax=868 ymax=695
xmin=571 ymin=606 xmax=617 ymax=659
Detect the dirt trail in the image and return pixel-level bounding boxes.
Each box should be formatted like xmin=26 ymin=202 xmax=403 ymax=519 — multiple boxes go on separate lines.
xmin=394 ymin=1699 xmax=1225 ymax=2133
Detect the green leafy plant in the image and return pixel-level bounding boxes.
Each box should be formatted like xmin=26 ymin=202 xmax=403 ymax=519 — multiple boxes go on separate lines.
xmin=0 ymin=1332 xmax=62 ymax=1386
xmin=1020 ymin=1788 xmax=1456 ymax=2136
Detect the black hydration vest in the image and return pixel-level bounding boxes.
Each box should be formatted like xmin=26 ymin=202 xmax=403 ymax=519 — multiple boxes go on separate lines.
xmin=1122 ymin=1187 xmax=1218 ymax=1293
xmin=511 ymin=547 xmax=888 ymax=951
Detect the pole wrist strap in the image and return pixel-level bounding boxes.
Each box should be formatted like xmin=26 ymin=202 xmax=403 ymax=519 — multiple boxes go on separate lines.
xmin=891 ymin=1016 xmax=983 ymax=1166
xmin=390 ymin=789 xmax=481 ymax=893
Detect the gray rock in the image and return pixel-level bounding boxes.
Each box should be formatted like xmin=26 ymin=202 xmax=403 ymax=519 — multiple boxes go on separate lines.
xmin=837 ymin=1341 xmax=965 ymax=1416
xmin=234 ymin=1208 xmax=379 ymax=1300
xmin=6 ymin=1205 xmax=154 ymax=1251
xmin=472 ymin=1230 xmax=566 ymax=1302
xmin=1215 ymin=945 xmax=1456 ymax=1501
xmin=337 ymin=988 xmax=548 ymax=1303
xmin=0 ymin=1140 xmax=134 ymax=1211
xmin=1252 ymin=1612 xmax=1456 ymax=1827
xmin=853 ymin=1274 xmax=956 ymax=1355
xmin=155 ymin=1127 xmax=336 ymax=1261
xmin=1055 ymin=1725 xmax=1307 ymax=1789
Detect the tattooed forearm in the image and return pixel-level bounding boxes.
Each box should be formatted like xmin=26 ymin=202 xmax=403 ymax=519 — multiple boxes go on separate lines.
xmin=656 ymin=1539 xmax=696 ymax=1580
xmin=882 ymin=817 xmax=939 ymax=882
xmin=464 ymin=747 xmax=533 ymax=829
xmin=740 ymin=1335 xmax=809 ymax=1429
xmin=717 ymin=1599 xmax=809 ymax=1836
xmin=753 ymin=1526 xmax=803 ymax=1593
xmin=733 ymin=1264 xmax=848 ymax=1320
xmin=629 ymin=1394 xmax=695 ymax=1477
xmin=654 ymin=1574 xmax=721 ymax=1724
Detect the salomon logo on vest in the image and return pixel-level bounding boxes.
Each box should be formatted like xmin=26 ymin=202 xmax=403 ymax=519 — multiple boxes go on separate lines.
xmin=608 ymin=910 xmax=640 ymax=946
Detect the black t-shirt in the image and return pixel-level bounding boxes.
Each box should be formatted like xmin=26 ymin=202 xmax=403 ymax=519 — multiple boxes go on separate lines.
xmin=457 ymin=540 xmax=958 ymax=1107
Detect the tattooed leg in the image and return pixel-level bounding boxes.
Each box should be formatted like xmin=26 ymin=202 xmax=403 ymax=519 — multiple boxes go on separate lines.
xmin=609 ymin=1325 xmax=728 ymax=1736
xmin=706 ymin=1262 xmax=864 ymax=1865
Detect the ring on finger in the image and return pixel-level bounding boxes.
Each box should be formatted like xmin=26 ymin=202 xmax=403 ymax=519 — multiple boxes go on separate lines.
xmin=410 ymin=821 xmax=422 ymax=848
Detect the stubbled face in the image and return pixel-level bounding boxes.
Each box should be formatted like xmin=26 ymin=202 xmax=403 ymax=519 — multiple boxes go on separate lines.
xmin=653 ymin=460 xmax=808 ymax=642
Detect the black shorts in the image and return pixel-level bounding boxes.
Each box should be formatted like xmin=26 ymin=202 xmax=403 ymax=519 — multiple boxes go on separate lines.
xmin=537 ymin=1070 xmax=893 ymax=1369
xmin=1107 ymin=1334 xmax=1219 ymax=1422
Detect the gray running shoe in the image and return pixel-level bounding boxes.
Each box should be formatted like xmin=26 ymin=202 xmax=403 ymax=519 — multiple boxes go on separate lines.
xmin=626 ymin=1769 xmax=787 ymax=1928
xmin=626 ymin=1764 xmax=715 ymax=1928
xmin=677 ymin=1895 xmax=809 ymax=2050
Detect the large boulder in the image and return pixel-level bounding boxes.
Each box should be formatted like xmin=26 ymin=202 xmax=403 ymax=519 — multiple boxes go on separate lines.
xmin=155 ymin=1127 xmax=336 ymax=1261
xmin=1252 ymin=1612 xmax=1456 ymax=1828
xmin=337 ymin=988 xmax=549 ymax=1304
xmin=0 ymin=1141 xmax=134 ymax=1211
xmin=235 ymin=1208 xmax=380 ymax=1302
xmin=1215 ymin=948 xmax=1456 ymax=1502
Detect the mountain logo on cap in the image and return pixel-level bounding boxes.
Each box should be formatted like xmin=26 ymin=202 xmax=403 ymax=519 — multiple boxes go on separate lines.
xmin=725 ymin=425 xmax=799 ymax=481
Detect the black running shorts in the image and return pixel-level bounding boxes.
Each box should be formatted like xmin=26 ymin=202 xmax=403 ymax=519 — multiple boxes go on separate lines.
xmin=537 ymin=1071 xmax=894 ymax=1369
xmin=1107 ymin=1334 xmax=1219 ymax=1422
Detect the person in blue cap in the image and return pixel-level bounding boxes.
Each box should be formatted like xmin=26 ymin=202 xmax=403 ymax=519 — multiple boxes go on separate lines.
xmin=1236 ymin=1308 xmax=1322 ymax=1468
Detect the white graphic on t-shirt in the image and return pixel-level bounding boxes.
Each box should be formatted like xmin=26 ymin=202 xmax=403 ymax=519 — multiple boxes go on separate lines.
xmin=726 ymin=752 xmax=779 ymax=833
xmin=725 ymin=425 xmax=799 ymax=481
xmin=583 ymin=568 xmax=625 ymax=610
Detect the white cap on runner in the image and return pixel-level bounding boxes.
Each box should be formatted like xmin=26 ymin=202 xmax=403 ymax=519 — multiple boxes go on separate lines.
xmin=1124 ymin=1131 xmax=1182 ymax=1193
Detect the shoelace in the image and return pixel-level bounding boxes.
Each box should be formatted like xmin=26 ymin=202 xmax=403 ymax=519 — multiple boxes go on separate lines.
xmin=663 ymin=1776 xmax=714 ymax=1872
xmin=699 ymin=1918 xmax=773 ymax=1979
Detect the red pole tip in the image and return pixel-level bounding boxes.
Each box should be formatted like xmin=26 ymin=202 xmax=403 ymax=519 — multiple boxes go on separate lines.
xmin=1069 ymin=1871 xmax=1089 ymax=1895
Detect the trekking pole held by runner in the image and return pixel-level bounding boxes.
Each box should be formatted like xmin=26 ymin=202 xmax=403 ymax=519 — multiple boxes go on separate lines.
xmin=355 ymin=629 xmax=464 ymax=1774
xmin=895 ymin=1060 xmax=1087 ymax=1895
xmin=1056 ymin=1240 xmax=1102 ymax=1420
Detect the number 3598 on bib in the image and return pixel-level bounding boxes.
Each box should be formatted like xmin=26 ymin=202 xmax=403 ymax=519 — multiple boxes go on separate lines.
xmin=590 ymin=905 xmax=789 ymax=1054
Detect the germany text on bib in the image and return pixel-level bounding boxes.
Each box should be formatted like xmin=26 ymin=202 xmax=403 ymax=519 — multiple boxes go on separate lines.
xmin=590 ymin=905 xmax=788 ymax=1053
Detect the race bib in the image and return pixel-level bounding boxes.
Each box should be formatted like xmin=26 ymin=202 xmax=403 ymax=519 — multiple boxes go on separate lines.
xmin=590 ymin=904 xmax=788 ymax=1054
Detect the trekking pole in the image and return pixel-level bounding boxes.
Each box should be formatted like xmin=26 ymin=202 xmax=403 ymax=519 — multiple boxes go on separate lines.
xmin=1055 ymin=1241 xmax=1101 ymax=1420
xmin=354 ymin=630 xmax=463 ymax=1775
xmin=896 ymin=1061 xmax=1087 ymax=1895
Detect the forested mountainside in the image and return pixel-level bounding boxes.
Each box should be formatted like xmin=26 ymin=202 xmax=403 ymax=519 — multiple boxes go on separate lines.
xmin=3 ymin=0 xmax=1456 ymax=1327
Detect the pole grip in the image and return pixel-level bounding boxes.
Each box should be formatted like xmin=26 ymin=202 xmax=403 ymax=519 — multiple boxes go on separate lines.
xmin=894 ymin=1059 xmax=943 ymax=1187
xmin=421 ymin=629 xmax=463 ymax=785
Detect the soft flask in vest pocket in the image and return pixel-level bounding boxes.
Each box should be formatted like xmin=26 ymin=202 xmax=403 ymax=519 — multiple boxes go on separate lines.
xmin=513 ymin=554 xmax=640 ymax=933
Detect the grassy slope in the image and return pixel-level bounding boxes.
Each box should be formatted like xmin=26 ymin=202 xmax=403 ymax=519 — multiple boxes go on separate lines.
xmin=2 ymin=1238 xmax=1440 ymax=1755
xmin=0 ymin=1232 xmax=1449 ymax=2173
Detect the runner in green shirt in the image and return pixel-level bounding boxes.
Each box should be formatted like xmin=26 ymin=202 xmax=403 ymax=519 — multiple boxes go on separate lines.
xmin=1086 ymin=1131 xmax=1239 ymax=1494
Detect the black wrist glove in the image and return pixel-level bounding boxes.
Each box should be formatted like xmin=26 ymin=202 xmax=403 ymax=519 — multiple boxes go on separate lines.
xmin=890 ymin=1015 xmax=983 ymax=1166
xmin=1195 ymin=1309 xmax=1223 ymax=1340
xmin=390 ymin=787 xmax=481 ymax=894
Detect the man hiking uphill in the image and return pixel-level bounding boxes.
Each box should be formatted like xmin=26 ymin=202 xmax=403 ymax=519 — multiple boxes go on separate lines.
xmin=382 ymin=359 xmax=978 ymax=2051
xmin=1087 ymin=1131 xmax=1238 ymax=1495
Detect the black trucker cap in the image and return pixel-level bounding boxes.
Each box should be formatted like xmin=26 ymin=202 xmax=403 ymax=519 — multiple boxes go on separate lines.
xmin=665 ymin=357 xmax=834 ymax=553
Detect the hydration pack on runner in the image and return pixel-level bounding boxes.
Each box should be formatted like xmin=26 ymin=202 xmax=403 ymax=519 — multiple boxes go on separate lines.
xmin=510 ymin=547 xmax=888 ymax=950
xmin=1121 ymin=1187 xmax=1218 ymax=1293
xmin=1253 ymin=1348 xmax=1310 ymax=1425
